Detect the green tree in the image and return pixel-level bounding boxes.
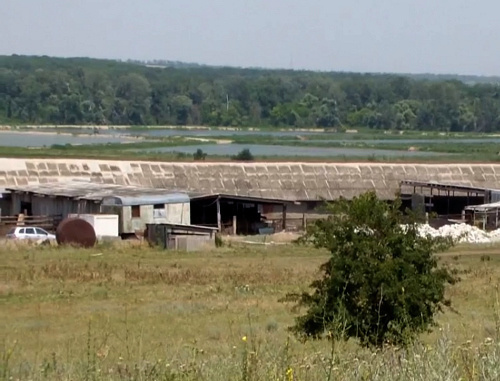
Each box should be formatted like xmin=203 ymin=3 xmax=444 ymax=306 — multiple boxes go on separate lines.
xmin=392 ymin=100 xmax=419 ymax=130
xmin=232 ymin=148 xmax=254 ymax=161
xmin=170 ymin=95 xmax=193 ymax=125
xmin=313 ymin=98 xmax=340 ymax=128
xmin=286 ymin=192 xmax=455 ymax=348
xmin=115 ymin=73 xmax=151 ymax=124
xmin=2 ymin=55 xmax=500 ymax=131
xmin=193 ymin=148 xmax=207 ymax=161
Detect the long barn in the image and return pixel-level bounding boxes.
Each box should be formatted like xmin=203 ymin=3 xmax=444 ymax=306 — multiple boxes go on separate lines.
xmin=1 ymin=158 xmax=500 ymax=200
xmin=1 ymin=158 xmax=500 ymax=234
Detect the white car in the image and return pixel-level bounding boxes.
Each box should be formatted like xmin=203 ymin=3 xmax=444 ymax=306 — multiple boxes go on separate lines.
xmin=6 ymin=226 xmax=56 ymax=241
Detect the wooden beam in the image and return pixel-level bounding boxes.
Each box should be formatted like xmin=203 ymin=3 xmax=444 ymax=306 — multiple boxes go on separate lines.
xmin=282 ymin=204 xmax=287 ymax=231
xmin=216 ymin=197 xmax=222 ymax=232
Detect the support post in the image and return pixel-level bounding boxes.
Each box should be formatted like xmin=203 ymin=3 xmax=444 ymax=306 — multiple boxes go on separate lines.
xmin=447 ymin=190 xmax=450 ymax=216
xmin=216 ymin=197 xmax=222 ymax=233
xmin=232 ymin=215 xmax=237 ymax=235
xmin=302 ymin=213 xmax=307 ymax=231
xmin=282 ymin=203 xmax=287 ymax=231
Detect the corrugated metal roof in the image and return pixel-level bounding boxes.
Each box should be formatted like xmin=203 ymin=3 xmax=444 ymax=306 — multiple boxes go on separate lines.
xmin=6 ymin=181 xmax=189 ymax=204
xmin=464 ymin=201 xmax=500 ymax=212
xmin=102 ymin=193 xmax=189 ymax=206
xmin=2 ymin=159 xmax=500 ymax=201
xmin=189 ymin=193 xmax=286 ymax=204
xmin=400 ymin=180 xmax=499 ymax=193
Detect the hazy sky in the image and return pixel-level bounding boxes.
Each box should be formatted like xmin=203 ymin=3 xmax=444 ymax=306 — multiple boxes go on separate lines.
xmin=1 ymin=0 xmax=499 ymax=75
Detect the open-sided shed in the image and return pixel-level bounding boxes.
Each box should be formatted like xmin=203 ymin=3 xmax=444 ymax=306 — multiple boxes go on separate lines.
xmin=400 ymin=180 xmax=499 ymax=216
xmin=190 ymin=193 xmax=287 ymax=235
xmin=464 ymin=201 xmax=500 ymax=230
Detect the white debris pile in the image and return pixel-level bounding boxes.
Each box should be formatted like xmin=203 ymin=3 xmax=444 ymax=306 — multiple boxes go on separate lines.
xmin=489 ymin=229 xmax=500 ymax=242
xmin=409 ymin=223 xmax=499 ymax=244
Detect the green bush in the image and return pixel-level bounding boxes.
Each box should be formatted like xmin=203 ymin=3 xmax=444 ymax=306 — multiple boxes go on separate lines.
xmin=286 ymin=192 xmax=456 ymax=348
xmin=232 ymin=148 xmax=254 ymax=161
xmin=193 ymin=148 xmax=207 ymax=161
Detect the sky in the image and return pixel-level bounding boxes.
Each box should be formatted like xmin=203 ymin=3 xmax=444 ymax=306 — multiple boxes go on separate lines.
xmin=1 ymin=0 xmax=499 ymax=76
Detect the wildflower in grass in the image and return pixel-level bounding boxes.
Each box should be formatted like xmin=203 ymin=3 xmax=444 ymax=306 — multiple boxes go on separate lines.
xmin=286 ymin=367 xmax=294 ymax=381
xmin=242 ymin=336 xmax=247 ymax=342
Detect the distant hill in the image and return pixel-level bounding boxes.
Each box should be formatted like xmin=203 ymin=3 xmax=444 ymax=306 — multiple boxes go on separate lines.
xmin=405 ymin=73 xmax=500 ymax=85
xmin=126 ymin=58 xmax=500 ymax=85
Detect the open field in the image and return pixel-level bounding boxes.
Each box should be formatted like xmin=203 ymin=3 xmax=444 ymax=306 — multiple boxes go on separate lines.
xmin=1 ymin=241 xmax=500 ymax=380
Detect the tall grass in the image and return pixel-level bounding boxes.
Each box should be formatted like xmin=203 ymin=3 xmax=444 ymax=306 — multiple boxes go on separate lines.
xmin=1 ymin=242 xmax=500 ymax=380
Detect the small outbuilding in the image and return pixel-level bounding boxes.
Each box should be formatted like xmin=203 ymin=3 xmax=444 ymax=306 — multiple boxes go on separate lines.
xmin=145 ymin=223 xmax=218 ymax=251
xmin=101 ymin=193 xmax=190 ymax=236
xmin=464 ymin=201 xmax=500 ymax=230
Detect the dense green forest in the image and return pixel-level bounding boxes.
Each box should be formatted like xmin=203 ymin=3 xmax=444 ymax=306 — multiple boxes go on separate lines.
xmin=1 ymin=55 xmax=500 ymax=131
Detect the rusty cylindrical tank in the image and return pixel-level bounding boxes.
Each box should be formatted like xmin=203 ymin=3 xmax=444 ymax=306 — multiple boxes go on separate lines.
xmin=56 ymin=218 xmax=97 ymax=248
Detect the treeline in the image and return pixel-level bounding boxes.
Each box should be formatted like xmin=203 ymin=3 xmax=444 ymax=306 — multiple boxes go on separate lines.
xmin=1 ymin=55 xmax=500 ymax=132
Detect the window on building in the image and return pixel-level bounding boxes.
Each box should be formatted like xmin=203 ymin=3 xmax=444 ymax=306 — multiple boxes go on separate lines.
xmin=131 ymin=205 xmax=141 ymax=218
xmin=153 ymin=204 xmax=166 ymax=218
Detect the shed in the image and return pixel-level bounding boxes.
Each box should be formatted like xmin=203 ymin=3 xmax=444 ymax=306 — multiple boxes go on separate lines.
xmin=464 ymin=201 xmax=500 ymax=230
xmin=189 ymin=193 xmax=287 ymax=235
xmin=399 ymin=180 xmax=499 ymax=217
xmin=101 ymin=193 xmax=190 ymax=236
xmin=145 ymin=223 xmax=218 ymax=251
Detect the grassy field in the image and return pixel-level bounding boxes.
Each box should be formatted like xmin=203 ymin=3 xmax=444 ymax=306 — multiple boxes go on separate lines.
xmin=1 ymin=241 xmax=500 ymax=380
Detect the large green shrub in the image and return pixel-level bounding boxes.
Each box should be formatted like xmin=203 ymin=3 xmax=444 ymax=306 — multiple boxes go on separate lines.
xmin=286 ymin=192 xmax=455 ymax=348
xmin=193 ymin=148 xmax=207 ymax=161
xmin=232 ymin=148 xmax=254 ymax=161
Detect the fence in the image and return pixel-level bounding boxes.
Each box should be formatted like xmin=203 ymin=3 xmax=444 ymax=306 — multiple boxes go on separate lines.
xmin=265 ymin=214 xmax=327 ymax=233
xmin=0 ymin=214 xmax=62 ymax=235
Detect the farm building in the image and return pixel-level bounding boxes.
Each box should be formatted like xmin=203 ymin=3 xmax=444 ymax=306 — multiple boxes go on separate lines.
xmin=2 ymin=158 xmax=500 ymax=235
xmin=464 ymin=201 xmax=500 ymax=231
xmin=145 ymin=223 xmax=218 ymax=251
xmin=190 ymin=193 xmax=287 ymax=235
xmin=400 ymin=180 xmax=500 ymax=216
xmin=3 ymin=159 xmax=500 ymax=206
xmin=4 ymin=182 xmax=190 ymax=236
xmin=101 ymin=193 xmax=190 ymax=236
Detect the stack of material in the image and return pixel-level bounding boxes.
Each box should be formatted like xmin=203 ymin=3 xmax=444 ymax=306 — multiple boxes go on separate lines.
xmin=412 ymin=223 xmax=499 ymax=244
